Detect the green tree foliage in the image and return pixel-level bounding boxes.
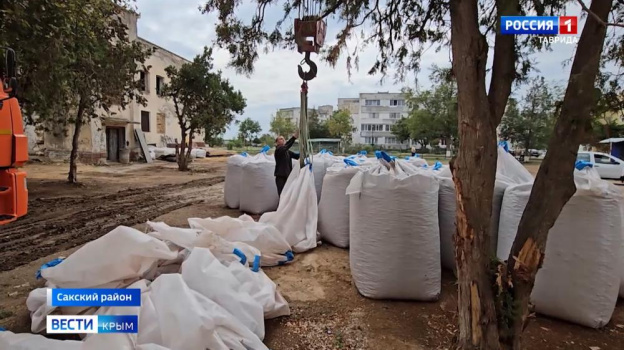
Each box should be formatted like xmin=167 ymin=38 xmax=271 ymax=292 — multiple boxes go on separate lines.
xmin=238 ymin=118 xmax=262 ymax=146
xmin=589 ymin=71 xmax=624 ymax=143
xmin=390 ymin=117 xmax=411 ymax=144
xmin=500 ymin=77 xmax=558 ymax=153
xmin=269 ymin=111 xmax=296 ymax=137
xmin=327 ymin=109 xmax=354 ymax=152
xmin=2 ymin=0 xmax=152 ymax=183
xmin=163 ymin=47 xmax=246 ymax=171
xmin=308 ymin=109 xmax=331 ymax=138
xmin=259 ymin=133 xmax=275 ymax=146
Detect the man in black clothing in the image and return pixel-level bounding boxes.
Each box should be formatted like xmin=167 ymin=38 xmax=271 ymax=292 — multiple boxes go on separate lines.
xmin=274 ymin=130 xmax=300 ymax=196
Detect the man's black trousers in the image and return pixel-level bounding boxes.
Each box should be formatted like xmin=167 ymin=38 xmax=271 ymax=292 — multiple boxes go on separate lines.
xmin=275 ymin=176 xmax=288 ymax=197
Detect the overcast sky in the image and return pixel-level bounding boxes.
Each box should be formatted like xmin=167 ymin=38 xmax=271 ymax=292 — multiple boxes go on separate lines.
xmin=135 ymin=0 xmax=590 ymax=138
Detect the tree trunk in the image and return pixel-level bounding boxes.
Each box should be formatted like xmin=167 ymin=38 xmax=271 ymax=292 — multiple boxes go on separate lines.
xmin=449 ymin=0 xmax=502 ymax=348
xmin=178 ymin=127 xmax=189 ymax=171
xmin=504 ymin=0 xmax=613 ymax=348
xmin=68 ymin=100 xmax=86 ymax=184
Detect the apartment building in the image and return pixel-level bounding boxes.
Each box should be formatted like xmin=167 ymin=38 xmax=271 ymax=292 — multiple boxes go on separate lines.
xmin=25 ymin=10 xmax=197 ymax=163
xmin=277 ymin=104 xmax=334 ymax=125
xmin=339 ymin=92 xmax=410 ymax=148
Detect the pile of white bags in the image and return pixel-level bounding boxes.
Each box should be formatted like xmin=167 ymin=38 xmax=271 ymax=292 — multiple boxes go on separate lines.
xmin=15 ymin=219 xmax=291 ymax=349
xmin=404 ymin=155 xmax=428 ymax=168
xmin=240 ymin=150 xmax=279 ymax=214
xmin=318 ymin=159 xmax=364 ymax=248
xmin=497 ymin=166 xmax=624 ymax=328
xmin=260 ymin=163 xmax=319 ymax=253
xmin=346 ymin=155 xmax=441 ymax=300
xmin=224 ymin=152 xmax=249 ymax=208
xmin=437 ymin=147 xmax=533 ymax=271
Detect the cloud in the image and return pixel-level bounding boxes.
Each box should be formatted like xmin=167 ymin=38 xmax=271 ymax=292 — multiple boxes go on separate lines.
xmin=134 ymin=0 xmax=597 ymax=138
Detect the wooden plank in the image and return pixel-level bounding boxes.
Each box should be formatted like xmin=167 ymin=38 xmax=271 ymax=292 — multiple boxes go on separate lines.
xmin=134 ymin=129 xmax=153 ymax=163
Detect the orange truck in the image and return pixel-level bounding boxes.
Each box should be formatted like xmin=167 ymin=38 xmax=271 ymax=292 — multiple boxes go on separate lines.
xmin=0 ymin=47 xmax=28 ymax=225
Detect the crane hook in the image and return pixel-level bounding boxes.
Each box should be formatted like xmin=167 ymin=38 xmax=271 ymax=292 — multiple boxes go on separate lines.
xmin=298 ymin=52 xmax=317 ymax=81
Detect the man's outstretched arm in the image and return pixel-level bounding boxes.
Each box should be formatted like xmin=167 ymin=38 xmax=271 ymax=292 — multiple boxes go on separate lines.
xmin=284 ymin=130 xmax=299 ymax=150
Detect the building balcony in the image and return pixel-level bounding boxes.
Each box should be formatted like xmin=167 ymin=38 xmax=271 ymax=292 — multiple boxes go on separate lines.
xmin=359 ymin=131 xmax=394 ymax=137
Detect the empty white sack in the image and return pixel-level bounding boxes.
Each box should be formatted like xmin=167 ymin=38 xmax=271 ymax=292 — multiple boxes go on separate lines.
xmin=260 ymin=164 xmax=318 ymax=253
xmin=41 ymin=226 xmax=178 ymax=289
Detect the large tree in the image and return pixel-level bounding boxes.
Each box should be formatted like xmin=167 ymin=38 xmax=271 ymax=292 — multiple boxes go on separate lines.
xmin=327 ymin=109 xmax=354 ymax=152
xmin=202 ymin=0 xmax=623 ymax=348
xmin=270 ymin=111 xmax=297 ymax=136
xmin=163 ymin=47 xmax=246 ymax=171
xmin=500 ymin=77 xmax=558 ymax=153
xmin=2 ymin=0 xmax=152 ymax=183
xmin=238 ymin=117 xmax=262 ymax=146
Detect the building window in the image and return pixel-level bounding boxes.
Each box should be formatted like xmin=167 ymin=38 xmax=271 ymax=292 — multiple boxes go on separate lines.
xmin=385 ymin=125 xmax=390 ymax=131
xmin=390 ymin=112 xmax=400 ymax=119
xmin=156 ymin=76 xmax=164 ymax=96
xmin=370 ymin=113 xmax=379 ymax=119
xmin=390 ymin=99 xmax=405 ymax=106
xmin=365 ymin=99 xmax=380 ymax=106
xmin=140 ymin=71 xmax=149 ymax=92
xmin=141 ymin=111 xmax=150 ymax=132
xmin=364 ymin=137 xmax=378 ymax=144
xmin=386 ymin=137 xmax=397 ymax=144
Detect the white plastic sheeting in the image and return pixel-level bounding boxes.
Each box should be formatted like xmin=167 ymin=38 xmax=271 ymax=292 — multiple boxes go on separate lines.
xmin=240 ymin=153 xmax=279 ymax=214
xmin=40 ymin=226 xmax=178 ymax=289
xmin=346 ymin=160 xmax=441 ymax=300
xmin=318 ymin=161 xmax=363 ymax=248
xmin=224 ymin=153 xmax=249 ymax=208
xmin=497 ymin=167 xmax=623 ymax=328
xmin=0 ymin=331 xmax=82 ymax=350
xmin=190 ymin=148 xmax=207 ymax=158
xmin=437 ymin=147 xmax=533 ymax=271
xmin=260 ymin=164 xmax=319 ymax=253
xmin=189 ymin=215 xmax=293 ymax=266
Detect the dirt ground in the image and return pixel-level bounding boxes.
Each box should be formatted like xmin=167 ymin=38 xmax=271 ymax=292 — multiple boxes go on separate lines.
xmin=1 ymin=158 xmax=623 ymax=349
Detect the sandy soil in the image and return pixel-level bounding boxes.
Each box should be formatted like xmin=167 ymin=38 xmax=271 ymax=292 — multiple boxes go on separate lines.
xmin=1 ymin=158 xmax=623 ymax=349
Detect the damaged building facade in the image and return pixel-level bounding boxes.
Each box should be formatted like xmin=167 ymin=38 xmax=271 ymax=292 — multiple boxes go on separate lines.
xmin=25 ymin=10 xmax=198 ymax=164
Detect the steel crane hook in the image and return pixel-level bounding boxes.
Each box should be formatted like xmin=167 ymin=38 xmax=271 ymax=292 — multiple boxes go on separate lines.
xmin=298 ymin=52 xmax=317 ymax=81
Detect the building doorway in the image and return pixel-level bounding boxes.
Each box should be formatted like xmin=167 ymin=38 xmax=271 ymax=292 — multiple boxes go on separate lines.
xmin=106 ymin=127 xmax=126 ymax=162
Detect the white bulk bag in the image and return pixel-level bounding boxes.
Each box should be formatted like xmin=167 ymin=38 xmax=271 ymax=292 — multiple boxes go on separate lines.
xmin=240 ymin=153 xmax=279 ymax=214
xmin=404 ymin=155 xmax=428 ymax=167
xmin=190 ymin=148 xmax=207 ymax=158
xmin=311 ymin=151 xmax=343 ymax=202
xmin=41 ymin=226 xmax=178 ymax=289
xmin=0 ymin=331 xmax=82 ymax=350
xmin=189 ymin=215 xmax=292 ymax=266
xmin=181 ymin=248 xmax=265 ymax=339
xmin=142 ymin=274 xmax=268 ymax=350
xmin=497 ymin=167 xmax=623 ymax=328
xmin=260 ymin=164 xmax=318 ymax=253
xmin=438 ymin=147 xmax=533 ymax=271
xmin=318 ymin=161 xmax=363 ymax=248
xmin=346 ymin=162 xmax=441 ymax=300
xmin=224 ymin=153 xmax=249 ymax=208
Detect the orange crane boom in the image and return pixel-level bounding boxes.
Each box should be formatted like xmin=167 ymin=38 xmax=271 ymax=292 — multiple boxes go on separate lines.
xmin=0 ymin=47 xmax=28 ymax=225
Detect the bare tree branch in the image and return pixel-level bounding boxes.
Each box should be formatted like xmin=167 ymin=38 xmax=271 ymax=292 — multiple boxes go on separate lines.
xmin=576 ymin=0 xmax=624 ymax=28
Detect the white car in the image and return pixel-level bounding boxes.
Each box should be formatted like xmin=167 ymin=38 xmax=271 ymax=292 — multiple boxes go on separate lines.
xmin=576 ymin=151 xmax=624 ymax=180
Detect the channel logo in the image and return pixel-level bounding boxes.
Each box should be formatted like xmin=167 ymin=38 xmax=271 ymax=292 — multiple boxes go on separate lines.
xmin=501 ymin=16 xmax=578 ymax=35
xmin=46 ymin=315 xmax=138 ymax=334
